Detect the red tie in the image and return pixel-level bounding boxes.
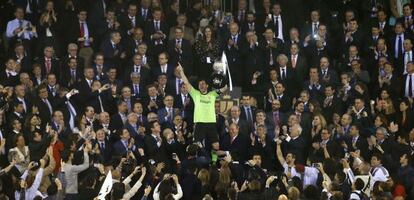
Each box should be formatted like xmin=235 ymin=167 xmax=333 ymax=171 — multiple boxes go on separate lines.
xmin=80 ymin=22 xmax=85 ymax=47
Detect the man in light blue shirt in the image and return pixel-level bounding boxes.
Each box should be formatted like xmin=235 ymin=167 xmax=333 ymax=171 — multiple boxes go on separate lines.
xmin=6 ymin=7 xmax=37 ymax=41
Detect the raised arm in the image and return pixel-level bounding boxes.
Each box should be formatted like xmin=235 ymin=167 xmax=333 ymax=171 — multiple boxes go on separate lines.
xmin=176 ymin=63 xmax=193 ymax=91
xmin=276 ymin=139 xmax=286 ymax=166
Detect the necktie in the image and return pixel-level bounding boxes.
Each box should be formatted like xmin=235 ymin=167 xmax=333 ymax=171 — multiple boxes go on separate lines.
xmin=409 ymin=75 xmax=413 ymax=97
xmin=274 ymin=16 xmax=279 ymax=36
xmin=397 ymin=35 xmax=403 ymax=58
xmin=232 ymin=36 xmax=236 ymax=43
xmin=246 ymin=107 xmax=252 ymax=123
xmin=292 ymin=55 xmax=296 ymax=68
xmin=269 ymin=48 xmax=274 ymax=65
xmin=100 ymin=142 xmax=105 ymax=150
xmin=44 ymin=99 xmax=53 ymax=115
xmin=156 ymin=21 xmax=160 ymax=31
xmin=168 ymin=108 xmax=173 ymax=121
xmin=313 ymin=23 xmax=318 ymax=35
xmin=66 ymin=101 xmax=77 ymax=130
xmin=322 ymin=70 xmax=327 ymax=77
xmin=281 ymin=68 xmax=286 ymax=80
xmin=134 ymin=84 xmax=139 ymax=95
xmin=143 ymin=9 xmax=147 ymax=20
xmin=46 ymin=59 xmax=51 ymax=74
xmin=80 ymin=22 xmax=85 ymax=47
xmin=130 ymin=16 xmax=135 ymax=27
xmin=18 ymin=20 xmax=23 ymax=28
xmin=71 ymin=70 xmax=76 ymax=80
xmin=273 ymin=111 xmax=279 ymax=126
xmin=98 ymin=95 xmax=104 ymax=112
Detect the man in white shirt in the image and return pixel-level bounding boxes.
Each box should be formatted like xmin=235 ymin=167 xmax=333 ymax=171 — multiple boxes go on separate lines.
xmin=369 ymin=154 xmax=389 ymax=190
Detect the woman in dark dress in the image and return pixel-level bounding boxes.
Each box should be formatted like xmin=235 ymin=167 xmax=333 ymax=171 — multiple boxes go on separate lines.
xmin=37 ymin=1 xmax=62 ymax=57
xmin=193 ymin=26 xmax=221 ymax=80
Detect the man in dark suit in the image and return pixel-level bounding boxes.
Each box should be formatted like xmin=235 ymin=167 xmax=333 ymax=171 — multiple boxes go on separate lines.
xmin=243 ymin=31 xmax=266 ymax=90
xmin=342 ymin=18 xmax=365 ymax=56
xmin=397 ymin=3 xmax=414 ymax=31
xmin=113 ymin=127 xmax=136 ymax=156
xmin=173 ymin=84 xmax=194 ymax=125
xmin=266 ymin=99 xmax=287 ymax=128
xmin=241 ymin=12 xmax=262 ymax=36
xmin=151 ymin=52 xmax=175 ymax=81
xmin=123 ymin=27 xmax=145 ymax=57
xmin=288 ymin=43 xmax=308 ymax=86
xmin=60 ymin=43 xmax=85 ymax=74
xmin=138 ymin=0 xmax=152 ymax=22
xmin=239 ymin=95 xmax=257 ymax=126
xmin=118 ymin=3 xmax=144 ymax=36
xmin=92 ymin=53 xmax=109 ymax=81
xmin=319 ymin=57 xmax=339 ymax=87
xmin=0 ymin=58 xmax=19 ymax=87
xmin=167 ymin=27 xmax=193 ymax=76
xmin=228 ymin=106 xmax=251 ymax=138
xmin=277 ymin=54 xmax=297 ymax=97
xmin=222 ymin=22 xmax=246 ymax=86
xmin=127 ymin=72 xmax=146 ymax=100
xmin=144 ymin=8 xmax=168 ymax=42
xmin=69 ymin=70 xmax=93 ymax=112
xmin=94 ymin=129 xmax=113 ymax=165
xmin=84 ymin=80 xmax=114 ymax=115
xmin=259 ymin=28 xmax=284 ymax=71
xmin=346 ymin=124 xmax=369 ymax=160
xmin=376 ymin=9 xmax=392 ymax=38
xmin=66 ymin=9 xmax=95 ymax=50
xmin=33 ymin=85 xmax=54 ymax=129
xmin=168 ymin=67 xmax=185 ymax=96
xmin=110 ymin=101 xmax=128 ymax=133
xmin=100 ymin=31 xmax=126 ymax=73
xmin=13 ymin=84 xmax=31 ymax=114
xmin=36 ymin=46 xmax=60 ymax=78
xmin=219 ymin=123 xmax=249 ymax=163
xmin=309 ymin=128 xmax=343 ymax=163
xmin=301 ymin=10 xmax=321 ymax=40
xmin=403 ymin=62 xmax=414 ymax=98
xmin=322 ymin=85 xmax=343 ymax=124
xmin=284 ymin=124 xmax=306 ymax=164
xmin=263 ymin=3 xmax=290 ymax=42
xmin=124 ymin=54 xmax=151 ymax=85
xmin=144 ymin=121 xmax=169 ymax=163
xmin=60 ymin=57 xmax=83 ymax=89
xmin=157 ymin=95 xmax=177 ymax=128
xmin=388 ymin=23 xmax=412 ymax=73
xmin=142 ymin=84 xmax=164 ymax=114
xmin=267 ymin=82 xmax=292 ymax=113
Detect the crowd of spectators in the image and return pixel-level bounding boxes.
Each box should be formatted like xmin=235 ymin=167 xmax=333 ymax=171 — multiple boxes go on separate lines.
xmin=1 ymin=0 xmax=414 ymax=199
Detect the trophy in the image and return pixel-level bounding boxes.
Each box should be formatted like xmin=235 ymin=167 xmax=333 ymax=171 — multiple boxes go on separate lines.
xmin=210 ymin=61 xmax=228 ymax=90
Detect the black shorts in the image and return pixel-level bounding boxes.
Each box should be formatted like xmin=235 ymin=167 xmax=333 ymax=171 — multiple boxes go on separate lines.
xmin=194 ymin=123 xmax=219 ymax=143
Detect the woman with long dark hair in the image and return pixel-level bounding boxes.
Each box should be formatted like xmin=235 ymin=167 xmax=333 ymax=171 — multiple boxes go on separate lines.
xmin=193 ymin=26 xmax=221 ymax=80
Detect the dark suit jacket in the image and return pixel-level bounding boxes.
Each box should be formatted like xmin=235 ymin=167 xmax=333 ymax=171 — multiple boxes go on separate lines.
xmin=288 ymin=53 xmax=308 ymax=84
xmin=118 ymin=13 xmax=144 ymax=36
xmin=67 ymin=20 xmax=95 ymax=47
xmin=35 ymin=57 xmax=60 ymax=78
xmin=113 ymin=139 xmax=129 ymax=156
xmin=151 ymin=64 xmax=175 ymax=81
xmin=0 ymin=71 xmax=19 ymax=87
xmin=94 ymin=139 xmax=113 ymax=164
xmin=220 ymin=134 xmax=249 ymax=162
xmin=109 ymin=113 xmax=125 ymax=133
xmin=144 ymin=20 xmax=169 ymax=40
xmin=167 ymin=38 xmax=193 ymax=74
xmin=144 ymin=134 xmax=169 ymax=162
xmin=100 ymin=39 xmax=125 ymax=68
xmin=240 ymin=106 xmax=257 ymax=124
xmin=60 ymin=67 xmax=83 ymax=88
xmin=227 ymin=118 xmax=251 ymax=138
xmin=123 ymin=65 xmax=151 ymax=85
